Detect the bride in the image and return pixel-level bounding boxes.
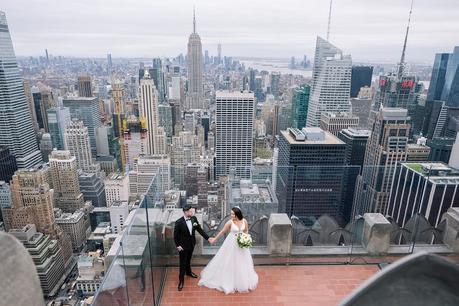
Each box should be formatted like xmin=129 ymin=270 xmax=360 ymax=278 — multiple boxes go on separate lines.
xmin=198 ymin=207 xmax=258 ymax=294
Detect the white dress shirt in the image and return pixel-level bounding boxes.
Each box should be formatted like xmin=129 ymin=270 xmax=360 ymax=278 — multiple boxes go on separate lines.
xmin=184 ymin=216 xmax=192 ymax=235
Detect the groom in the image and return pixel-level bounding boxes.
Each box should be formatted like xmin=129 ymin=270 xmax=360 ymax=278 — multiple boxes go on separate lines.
xmin=174 ymin=205 xmax=212 ymax=291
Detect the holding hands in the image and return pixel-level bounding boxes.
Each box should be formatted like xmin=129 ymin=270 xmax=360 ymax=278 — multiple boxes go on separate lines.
xmin=208 ymin=237 xmax=216 ymax=245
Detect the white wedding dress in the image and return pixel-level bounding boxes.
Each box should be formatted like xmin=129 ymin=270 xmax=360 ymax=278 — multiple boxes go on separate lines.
xmin=198 ymin=219 xmax=258 ymax=294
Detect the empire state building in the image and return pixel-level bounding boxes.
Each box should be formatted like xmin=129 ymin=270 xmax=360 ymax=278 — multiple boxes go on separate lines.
xmin=186 ymin=9 xmax=204 ymax=110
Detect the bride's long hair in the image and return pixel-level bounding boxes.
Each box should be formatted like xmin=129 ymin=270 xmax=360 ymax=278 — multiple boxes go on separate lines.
xmin=231 ymin=207 xmax=244 ymax=220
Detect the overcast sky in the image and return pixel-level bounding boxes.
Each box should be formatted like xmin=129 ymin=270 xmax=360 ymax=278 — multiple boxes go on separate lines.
xmin=2 ymin=0 xmax=459 ymax=63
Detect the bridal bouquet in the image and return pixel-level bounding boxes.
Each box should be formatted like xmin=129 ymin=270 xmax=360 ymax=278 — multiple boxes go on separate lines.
xmin=236 ymin=232 xmax=253 ymax=248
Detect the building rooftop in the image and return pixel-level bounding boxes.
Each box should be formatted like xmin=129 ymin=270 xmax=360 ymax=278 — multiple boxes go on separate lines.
xmin=54 ymin=210 xmax=84 ymax=222
xmin=63 ymin=96 xmax=98 ymax=101
xmin=341 ymin=128 xmax=371 ymax=137
xmin=282 ymin=128 xmax=344 ymax=145
xmin=107 ymin=172 xmax=127 ymax=181
xmin=381 ymin=107 xmax=409 ymax=120
xmin=322 ymin=111 xmax=358 ymax=119
xmin=215 ymin=90 xmax=255 ymax=99
xmin=403 ymin=162 xmax=459 ymax=182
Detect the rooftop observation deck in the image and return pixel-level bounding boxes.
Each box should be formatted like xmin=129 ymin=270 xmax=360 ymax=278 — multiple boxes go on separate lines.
xmin=91 ymin=206 xmax=459 ymax=306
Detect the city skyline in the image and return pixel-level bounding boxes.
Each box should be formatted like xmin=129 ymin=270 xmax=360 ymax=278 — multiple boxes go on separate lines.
xmin=2 ymin=0 xmax=459 ymax=63
xmin=1 ymin=3 xmax=459 ymax=304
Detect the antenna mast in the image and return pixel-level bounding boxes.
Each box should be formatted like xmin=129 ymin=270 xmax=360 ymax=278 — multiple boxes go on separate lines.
xmin=326 ymin=0 xmax=333 ymax=41
xmin=193 ymin=6 xmax=196 ymax=34
xmin=398 ymin=0 xmax=414 ymax=78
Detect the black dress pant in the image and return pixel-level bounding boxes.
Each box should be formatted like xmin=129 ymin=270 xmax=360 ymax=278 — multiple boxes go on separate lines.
xmin=179 ymin=247 xmax=193 ymax=281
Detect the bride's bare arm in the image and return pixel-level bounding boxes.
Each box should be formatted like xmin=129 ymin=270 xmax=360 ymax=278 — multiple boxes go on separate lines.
xmin=213 ymin=221 xmax=231 ymax=241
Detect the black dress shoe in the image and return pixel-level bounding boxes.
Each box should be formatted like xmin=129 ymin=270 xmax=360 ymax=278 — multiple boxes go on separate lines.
xmin=187 ymin=272 xmax=198 ymax=278
xmin=178 ymin=281 xmax=184 ymax=291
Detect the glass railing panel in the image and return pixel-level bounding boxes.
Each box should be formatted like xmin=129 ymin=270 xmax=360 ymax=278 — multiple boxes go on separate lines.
xmin=92 ymin=239 xmax=128 ymax=305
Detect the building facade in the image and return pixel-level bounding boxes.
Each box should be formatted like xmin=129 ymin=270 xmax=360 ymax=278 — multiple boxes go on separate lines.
xmin=0 ymin=146 xmax=17 ymax=183
xmin=9 ymin=225 xmax=65 ymax=296
xmin=139 ymin=70 xmax=162 ymax=155
xmin=104 ymin=173 xmax=129 ymax=207
xmin=350 ymin=66 xmax=373 ymax=98
xmin=49 ymin=150 xmax=85 ymax=212
xmin=319 ymin=112 xmax=359 ymax=137
xmin=354 ymin=108 xmax=411 ymax=216
xmin=186 ymin=11 xmax=204 ymax=109
xmin=215 ymin=91 xmax=255 ymax=179
xmin=276 ymin=127 xmax=347 ymax=225
xmin=64 ymin=120 xmax=100 ymax=173
xmin=291 ymin=85 xmax=310 ymax=129
xmin=338 ymin=128 xmax=370 ymax=222
xmin=54 ymin=209 xmax=87 ymax=251
xmin=306 ymin=37 xmax=352 ymax=127
xmin=78 ymin=172 xmax=106 ymax=207
xmin=2 ymin=166 xmax=56 ymax=235
xmin=0 ymin=11 xmax=42 ymax=168
xmin=47 ymin=106 xmax=71 ymax=150
xmin=78 ymin=76 xmax=93 ymax=97
xmin=388 ymin=162 xmax=459 ymax=227
xmin=63 ymin=97 xmax=101 ymax=156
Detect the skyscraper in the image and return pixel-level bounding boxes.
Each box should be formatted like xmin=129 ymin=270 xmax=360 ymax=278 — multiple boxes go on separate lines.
xmin=427 ymin=53 xmax=451 ymax=101
xmin=64 ymin=120 xmax=100 ymax=173
xmin=441 ymin=46 xmax=459 ymax=107
xmin=291 ymin=85 xmax=310 ymax=129
xmin=47 ymin=106 xmax=71 ymax=150
xmin=63 ymin=97 xmax=101 ymax=156
xmin=388 ymin=162 xmax=459 ymax=227
xmin=215 ymin=91 xmax=255 ymax=179
xmin=23 ymin=80 xmax=39 ymax=134
xmin=152 ymin=58 xmax=166 ymax=103
xmin=0 ymin=11 xmax=42 ymax=169
xmin=78 ymin=172 xmax=106 ymax=207
xmin=2 ymin=166 xmax=56 ymax=235
xmin=39 ymin=133 xmax=53 ymax=162
xmin=129 ymin=155 xmax=171 ymax=197
xmin=0 ymin=146 xmax=17 ymax=183
xmin=158 ymin=104 xmax=173 ymax=138
xmin=139 ymin=70 xmax=161 ymax=155
xmin=276 ymin=127 xmax=347 ymax=224
xmin=350 ymin=96 xmax=372 ymax=129
xmin=78 ymin=76 xmax=93 ymax=97
xmin=270 ymin=72 xmax=281 ymax=98
xmin=218 ymin=43 xmax=222 ymax=64
xmin=306 ymin=37 xmax=352 ymax=127
xmin=112 ymin=80 xmax=124 ymax=131
xmin=350 ymin=66 xmax=373 ymax=98
xmin=49 ymin=150 xmax=84 ymax=212
xmin=9 ymin=224 xmax=65 ymax=297
xmin=371 ymin=74 xmax=422 ymax=123
xmin=338 ymin=128 xmax=370 ymax=222
xmin=107 ymin=53 xmax=112 ymax=76
xmin=186 ymin=9 xmax=204 ymax=109
xmin=354 ymin=108 xmax=411 ymax=215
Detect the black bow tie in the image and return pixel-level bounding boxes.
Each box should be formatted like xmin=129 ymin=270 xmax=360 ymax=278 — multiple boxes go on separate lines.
xmin=186 ymin=218 xmax=191 ymax=221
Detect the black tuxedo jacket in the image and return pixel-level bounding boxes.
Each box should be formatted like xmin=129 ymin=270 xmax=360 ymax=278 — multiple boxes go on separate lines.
xmin=174 ymin=216 xmax=209 ymax=250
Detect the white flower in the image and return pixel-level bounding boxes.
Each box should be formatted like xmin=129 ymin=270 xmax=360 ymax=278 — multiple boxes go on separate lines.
xmin=193 ymin=222 xmax=198 ymax=227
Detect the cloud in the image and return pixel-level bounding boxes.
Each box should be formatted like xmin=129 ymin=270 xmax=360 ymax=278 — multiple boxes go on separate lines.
xmin=2 ymin=0 xmax=459 ymax=63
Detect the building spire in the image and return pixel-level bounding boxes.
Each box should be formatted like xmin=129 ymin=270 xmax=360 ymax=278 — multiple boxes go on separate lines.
xmin=193 ymin=6 xmax=196 ymax=34
xmin=326 ymin=0 xmax=333 ymax=41
xmin=398 ymin=0 xmax=414 ymax=79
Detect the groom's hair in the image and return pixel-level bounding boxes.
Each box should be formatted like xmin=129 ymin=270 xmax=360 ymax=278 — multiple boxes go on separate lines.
xmin=182 ymin=205 xmax=193 ymax=212
xmin=231 ymin=207 xmax=244 ymax=220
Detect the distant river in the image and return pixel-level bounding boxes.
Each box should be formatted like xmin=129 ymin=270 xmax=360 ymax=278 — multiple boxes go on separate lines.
xmin=239 ymin=60 xmax=312 ymax=78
